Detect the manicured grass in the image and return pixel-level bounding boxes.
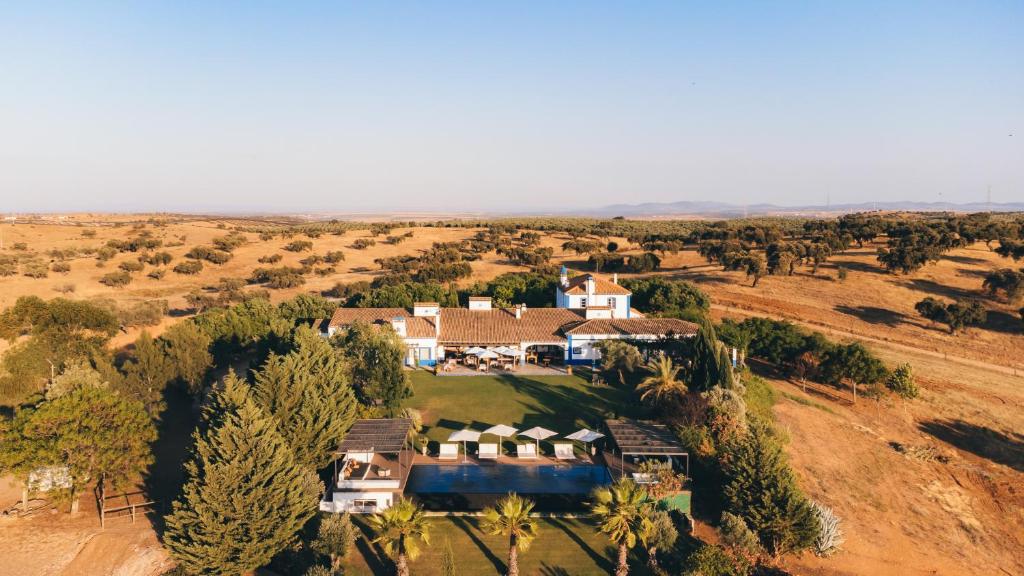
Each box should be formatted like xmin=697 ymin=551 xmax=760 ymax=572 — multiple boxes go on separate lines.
xmin=345 ymin=515 xmax=653 ymax=576
xmin=404 ymin=370 xmax=648 ymax=452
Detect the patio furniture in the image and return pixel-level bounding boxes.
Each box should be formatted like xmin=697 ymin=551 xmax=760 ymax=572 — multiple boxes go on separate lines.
xmin=516 ymin=444 xmax=538 ymax=460
xmin=632 ymin=472 xmax=656 ymax=484
xmin=448 ymin=429 xmax=482 ymax=463
xmin=542 ymin=357 xmax=551 ymax=367
xmin=526 ymin=352 xmax=538 ymax=364
xmin=478 ymin=443 xmax=499 ymax=460
xmin=554 ymin=443 xmax=576 ymax=460
xmin=502 ymin=362 xmax=515 ymax=371
xmin=478 ymin=362 xmax=489 ymax=372
xmin=438 ymin=443 xmax=459 ymax=461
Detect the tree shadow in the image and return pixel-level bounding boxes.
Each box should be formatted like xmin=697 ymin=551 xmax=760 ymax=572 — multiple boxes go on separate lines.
xmin=956 ymin=268 xmax=992 ymax=280
xmin=981 ymin=310 xmax=1024 ymax=335
xmin=834 ymin=305 xmax=908 ymax=327
xmin=146 ymin=386 xmax=199 ymax=536
xmin=539 ymin=565 xmax=572 ymax=576
xmin=918 ymin=419 xmax=1024 ymax=472
xmin=943 ymin=254 xmax=988 ymax=265
xmin=450 ymin=515 xmax=506 ymax=574
xmin=547 ymin=518 xmax=616 ymax=573
xmin=903 ymin=279 xmax=975 ymax=301
xmin=350 ymin=515 xmax=390 ymax=575
xmin=828 ymin=259 xmax=887 ymax=275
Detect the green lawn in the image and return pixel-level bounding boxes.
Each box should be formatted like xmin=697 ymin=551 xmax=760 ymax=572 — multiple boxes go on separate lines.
xmin=345 ymin=515 xmax=654 ymax=576
xmin=404 ymin=370 xmax=648 ymax=453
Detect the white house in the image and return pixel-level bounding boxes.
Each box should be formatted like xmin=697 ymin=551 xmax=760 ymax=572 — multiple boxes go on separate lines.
xmin=320 ymin=419 xmax=414 ymax=514
xmin=325 ymin=272 xmax=698 ymax=367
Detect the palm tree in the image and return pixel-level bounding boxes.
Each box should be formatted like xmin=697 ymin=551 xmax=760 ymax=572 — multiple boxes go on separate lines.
xmin=636 ymin=355 xmax=687 ymax=407
xmin=481 ymin=493 xmax=538 ymax=576
xmin=368 ymin=498 xmax=431 ymax=576
xmin=590 ymin=479 xmax=654 ymax=576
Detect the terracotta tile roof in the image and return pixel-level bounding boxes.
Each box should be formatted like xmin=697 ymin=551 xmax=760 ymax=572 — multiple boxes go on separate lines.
xmin=438 ymin=308 xmax=584 ymax=345
xmin=562 ymin=317 xmax=699 ymax=337
xmin=329 ymin=308 xmax=438 ymax=338
xmin=468 ymin=296 xmax=492 ymax=301
xmin=562 ymin=274 xmax=632 ymax=296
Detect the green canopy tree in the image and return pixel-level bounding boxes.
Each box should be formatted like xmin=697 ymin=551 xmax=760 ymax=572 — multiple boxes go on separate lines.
xmin=120 ymin=331 xmax=176 ymax=417
xmin=481 ymin=493 xmax=538 ymax=576
xmin=334 ymin=321 xmax=411 ymax=416
xmin=252 ymin=327 xmax=357 ymax=470
xmin=164 ymin=373 xmax=320 ymax=575
xmin=160 ymin=321 xmax=213 ymax=396
xmin=692 ymin=316 xmax=736 ymax=391
xmin=21 ymin=384 xmax=154 ymax=512
xmin=311 ymin=512 xmax=357 ymax=573
xmin=721 ymin=425 xmax=819 ymax=559
xmin=368 ymin=497 xmax=431 ymax=576
xmin=594 ymin=340 xmax=643 ymax=385
xmin=590 ymin=478 xmax=654 ymax=576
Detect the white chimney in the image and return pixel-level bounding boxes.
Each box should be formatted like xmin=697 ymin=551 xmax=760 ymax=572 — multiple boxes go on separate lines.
xmin=586 ymin=275 xmax=596 ymax=296
xmin=515 ymin=304 xmax=522 ymax=320
xmin=468 ymin=297 xmax=492 ymax=311
xmin=390 ymin=316 xmax=407 ymax=337
xmin=612 ymin=273 xmax=618 ymax=285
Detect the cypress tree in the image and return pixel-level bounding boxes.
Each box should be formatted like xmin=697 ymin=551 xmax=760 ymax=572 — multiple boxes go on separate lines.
xmin=164 ymin=373 xmax=320 ymax=575
xmin=252 ymin=327 xmax=357 ymax=470
xmin=722 ymin=424 xmax=819 ymax=558
xmin=693 ymin=316 xmax=736 ymax=391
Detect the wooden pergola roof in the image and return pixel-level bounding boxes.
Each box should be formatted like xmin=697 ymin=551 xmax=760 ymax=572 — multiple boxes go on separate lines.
xmin=604 ymin=419 xmax=687 ymax=456
xmin=336 ymin=418 xmax=413 ymax=454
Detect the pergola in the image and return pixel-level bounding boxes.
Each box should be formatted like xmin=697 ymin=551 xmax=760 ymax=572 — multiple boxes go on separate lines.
xmin=604 ymin=419 xmax=689 ymax=479
xmin=333 ymin=418 xmax=415 ymax=483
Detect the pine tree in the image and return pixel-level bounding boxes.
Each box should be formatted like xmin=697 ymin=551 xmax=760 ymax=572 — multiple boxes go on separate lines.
xmin=120 ymin=331 xmax=176 ymax=417
xmin=22 ymin=385 xmax=155 ymax=513
xmin=161 ymin=320 xmax=213 ymax=396
xmin=164 ymin=374 xmax=320 ymax=575
xmin=722 ymin=425 xmax=819 ymax=558
xmin=252 ymin=327 xmax=357 ymax=470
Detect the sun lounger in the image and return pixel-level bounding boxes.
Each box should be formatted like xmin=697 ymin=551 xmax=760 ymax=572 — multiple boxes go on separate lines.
xmin=439 ymin=443 xmax=459 ymax=461
xmin=554 ymin=443 xmax=576 ymax=460
xmin=631 ymin=472 xmax=655 ymax=484
xmin=516 ymin=444 xmax=538 ymax=459
xmin=478 ymin=443 xmax=499 ymax=460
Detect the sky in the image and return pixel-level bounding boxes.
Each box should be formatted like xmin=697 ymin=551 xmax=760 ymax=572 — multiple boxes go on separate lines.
xmin=0 ymin=1 xmax=1021 ymax=213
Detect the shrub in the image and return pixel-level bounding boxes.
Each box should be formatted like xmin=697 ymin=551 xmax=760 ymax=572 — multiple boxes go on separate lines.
xmin=22 ymin=261 xmax=49 ymax=278
xmin=145 ymin=251 xmax=173 ymax=266
xmin=837 ymin=266 xmax=848 ymax=282
xmin=119 ymin=260 xmax=145 ymax=273
xmin=51 ymin=262 xmax=71 ymax=274
xmin=53 ymin=283 xmax=76 ymax=294
xmin=174 ymin=260 xmax=204 ymax=275
xmin=81 ymin=229 xmax=97 ymax=238
xmin=0 ymin=261 xmax=17 ymax=276
xmin=148 ymin=268 xmax=167 ymax=280
xmin=885 ymin=362 xmax=918 ymax=399
xmin=96 ymin=246 xmax=118 ymax=261
xmin=100 ymin=271 xmax=132 ymax=287
xmin=258 ymin=253 xmax=283 ymax=264
xmin=12 ymin=242 xmax=28 ymax=251
xmin=267 ymin=273 xmax=305 ymax=289
xmin=811 ymin=501 xmax=844 ymax=557
xmin=212 ymin=233 xmax=247 ymax=252
xmin=324 ymin=250 xmax=345 ymax=263
xmin=350 ymin=238 xmax=375 ymax=250
xmin=258 ymin=232 xmax=275 ymax=241
xmin=283 ymin=240 xmax=314 ymax=252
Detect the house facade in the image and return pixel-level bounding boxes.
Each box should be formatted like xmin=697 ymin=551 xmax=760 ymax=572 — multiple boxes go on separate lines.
xmin=325 ymin=271 xmax=698 ymax=366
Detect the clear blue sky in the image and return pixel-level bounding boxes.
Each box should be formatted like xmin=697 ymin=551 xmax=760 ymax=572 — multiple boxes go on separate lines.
xmin=1 ymin=1 xmax=1020 ymax=213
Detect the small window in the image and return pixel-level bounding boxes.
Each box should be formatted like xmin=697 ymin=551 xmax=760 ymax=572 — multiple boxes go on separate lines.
xmin=353 ymin=499 xmax=377 ymax=511
xmin=580 ymin=297 xmax=588 ymax=308
xmin=572 ymin=347 xmax=583 ymax=355
xmin=608 ymin=297 xmax=616 ymax=309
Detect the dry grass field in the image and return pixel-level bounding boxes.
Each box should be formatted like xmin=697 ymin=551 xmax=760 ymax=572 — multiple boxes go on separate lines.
xmin=0 ymin=215 xmax=1021 ymax=575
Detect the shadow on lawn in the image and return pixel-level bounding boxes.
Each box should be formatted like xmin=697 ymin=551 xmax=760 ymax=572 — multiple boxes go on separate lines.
xmin=547 ymin=518 xmax=616 ymax=573
xmin=351 ymin=516 xmax=391 ymax=575
xmin=834 ymin=305 xmax=908 ymax=327
xmin=450 ymin=516 xmax=506 ymax=574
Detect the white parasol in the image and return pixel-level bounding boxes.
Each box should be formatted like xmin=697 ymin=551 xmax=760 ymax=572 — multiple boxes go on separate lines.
xmin=518 ymin=426 xmax=558 ymax=452
xmin=482 ymin=424 xmax=519 ymax=455
xmin=448 ymin=429 xmax=482 ymax=462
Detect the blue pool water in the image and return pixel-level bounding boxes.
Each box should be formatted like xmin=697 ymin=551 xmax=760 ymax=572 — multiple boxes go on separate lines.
xmin=407 ymin=464 xmax=611 ymax=495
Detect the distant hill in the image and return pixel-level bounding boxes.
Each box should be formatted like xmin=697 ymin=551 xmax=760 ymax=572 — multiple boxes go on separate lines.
xmin=580 ymin=200 xmax=1024 ymax=218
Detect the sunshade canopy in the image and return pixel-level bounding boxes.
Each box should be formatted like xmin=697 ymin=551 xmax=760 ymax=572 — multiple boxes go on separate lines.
xmin=465 ymin=346 xmax=487 ymax=355
xmin=483 ymin=424 xmax=519 ymax=437
xmin=448 ymin=429 xmax=482 ymax=442
xmin=518 ymin=426 xmax=558 ymax=441
xmin=565 ymin=428 xmax=605 ymax=443
xmin=476 ymin=350 xmax=500 ymax=359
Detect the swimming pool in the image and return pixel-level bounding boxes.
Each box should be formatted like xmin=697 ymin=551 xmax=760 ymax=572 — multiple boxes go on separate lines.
xmin=406 ymin=464 xmax=611 ymax=495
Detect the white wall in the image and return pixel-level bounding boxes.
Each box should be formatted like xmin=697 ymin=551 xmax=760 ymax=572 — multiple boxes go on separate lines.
xmin=321 ymin=491 xmax=395 ymax=514
xmin=562 ymin=293 xmax=629 ymax=318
